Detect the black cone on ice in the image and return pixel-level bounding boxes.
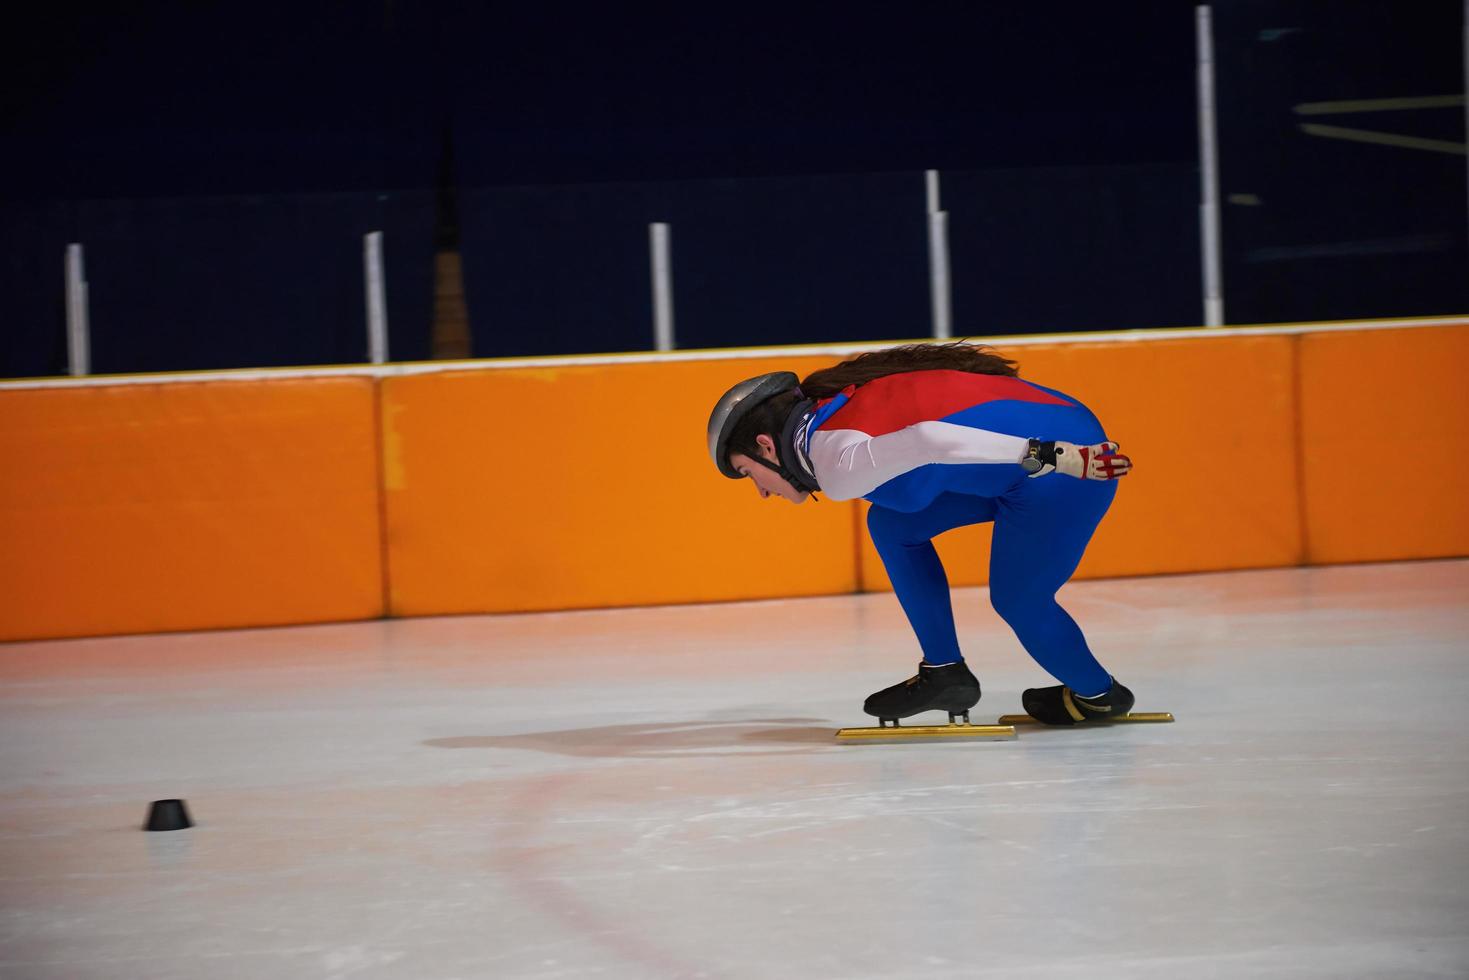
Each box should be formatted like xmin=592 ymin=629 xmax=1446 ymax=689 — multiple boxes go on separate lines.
xmin=144 ymin=799 xmax=193 ymax=832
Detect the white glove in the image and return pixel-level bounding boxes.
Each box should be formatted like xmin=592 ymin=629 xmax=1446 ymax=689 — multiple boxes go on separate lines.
xmin=1025 ymin=440 xmax=1133 ymax=480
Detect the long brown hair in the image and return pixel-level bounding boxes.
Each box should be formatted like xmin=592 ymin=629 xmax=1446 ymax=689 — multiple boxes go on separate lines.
xmin=725 ymin=341 xmax=1020 ymax=462
xmin=799 ymin=341 xmax=1018 ymax=398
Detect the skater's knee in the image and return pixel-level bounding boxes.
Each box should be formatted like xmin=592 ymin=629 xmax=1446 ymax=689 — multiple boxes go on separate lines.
xmin=988 ymin=579 xmax=1053 ymax=625
xmin=988 ymin=583 xmax=1020 ymax=624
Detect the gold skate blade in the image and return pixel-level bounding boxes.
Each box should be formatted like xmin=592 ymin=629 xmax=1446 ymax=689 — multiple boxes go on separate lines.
xmin=997 ymin=712 xmax=1175 ymax=725
xmin=835 ymin=723 xmax=1017 ymax=744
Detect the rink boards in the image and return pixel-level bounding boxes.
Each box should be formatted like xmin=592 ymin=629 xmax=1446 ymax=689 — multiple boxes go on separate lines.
xmin=1 ymin=317 xmax=1466 ymax=641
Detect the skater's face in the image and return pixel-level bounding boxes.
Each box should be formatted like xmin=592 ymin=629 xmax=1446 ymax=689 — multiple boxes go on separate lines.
xmin=728 ymin=434 xmax=810 ymax=504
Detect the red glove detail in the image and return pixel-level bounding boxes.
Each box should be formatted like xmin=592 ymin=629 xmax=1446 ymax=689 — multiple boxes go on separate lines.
xmin=1083 ymin=441 xmax=1133 ymax=480
xmin=1056 ymin=441 xmax=1133 ymax=480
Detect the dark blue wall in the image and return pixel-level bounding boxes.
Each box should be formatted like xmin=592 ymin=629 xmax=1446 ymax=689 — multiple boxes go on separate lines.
xmin=1214 ymin=1 xmax=1467 ymax=323
xmin=0 ymin=202 xmax=74 ymax=377
xmin=458 ymin=173 xmax=932 ymax=357
xmin=454 ymin=165 xmax=1203 ymax=357
xmin=945 ymin=164 xmax=1201 ymax=335
xmin=0 ymin=3 xmax=1462 ymax=377
xmin=0 ymin=194 xmax=435 ymax=377
xmin=1 ymin=3 xmax=439 ymax=377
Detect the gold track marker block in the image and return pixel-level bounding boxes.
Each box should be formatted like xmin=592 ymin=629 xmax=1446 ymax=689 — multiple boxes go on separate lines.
xmin=835 ymin=723 xmax=1017 ymax=744
xmin=997 ymin=712 xmax=1175 ymax=725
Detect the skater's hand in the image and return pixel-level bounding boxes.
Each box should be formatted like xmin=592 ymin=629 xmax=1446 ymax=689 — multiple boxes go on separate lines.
xmin=1059 ymin=440 xmax=1132 ymax=480
xmin=1027 ymin=441 xmax=1133 ymax=480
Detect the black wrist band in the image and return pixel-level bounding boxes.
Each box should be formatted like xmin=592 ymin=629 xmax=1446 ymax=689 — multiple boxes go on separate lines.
xmin=1021 ymin=439 xmax=1057 ymax=474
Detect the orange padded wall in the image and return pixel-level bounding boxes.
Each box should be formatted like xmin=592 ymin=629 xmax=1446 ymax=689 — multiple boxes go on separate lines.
xmin=4 ymin=321 xmax=1463 ymax=642
xmin=857 ymin=334 xmax=1304 ymax=590
xmin=381 ymin=356 xmax=859 ymax=616
xmin=0 ymin=379 xmax=384 ymax=641
xmin=1298 ymin=325 xmax=1469 ymax=563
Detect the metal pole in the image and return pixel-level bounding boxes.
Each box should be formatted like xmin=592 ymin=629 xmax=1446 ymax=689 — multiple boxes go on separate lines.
xmin=364 ymin=231 xmax=389 ymax=364
xmin=64 ymin=243 xmax=90 ymax=376
xmin=649 ymin=222 xmax=675 ymax=351
xmin=925 ymin=170 xmax=953 ymax=340
xmin=1196 ymin=5 xmax=1225 ymax=326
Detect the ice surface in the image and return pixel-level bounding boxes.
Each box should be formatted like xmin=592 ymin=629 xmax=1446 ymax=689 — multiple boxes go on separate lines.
xmin=2 ymin=561 xmax=1467 ymax=979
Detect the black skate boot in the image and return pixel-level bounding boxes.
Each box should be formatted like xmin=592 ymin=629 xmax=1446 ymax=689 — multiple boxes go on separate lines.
xmin=864 ymin=661 xmax=981 ymax=724
xmin=1021 ymin=678 xmax=1135 ymax=726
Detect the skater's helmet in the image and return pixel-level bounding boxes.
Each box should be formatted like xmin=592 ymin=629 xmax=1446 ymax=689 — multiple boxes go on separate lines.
xmin=707 ymin=371 xmax=801 ymax=479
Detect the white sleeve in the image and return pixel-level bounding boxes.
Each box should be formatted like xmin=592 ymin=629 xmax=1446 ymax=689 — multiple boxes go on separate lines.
xmin=808 ymin=421 xmax=1029 ymax=501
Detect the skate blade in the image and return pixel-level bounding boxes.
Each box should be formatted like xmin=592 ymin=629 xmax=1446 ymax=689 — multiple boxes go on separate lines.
xmin=997 ymin=712 xmax=1175 ymax=725
xmin=835 ymin=723 xmax=1017 ymax=744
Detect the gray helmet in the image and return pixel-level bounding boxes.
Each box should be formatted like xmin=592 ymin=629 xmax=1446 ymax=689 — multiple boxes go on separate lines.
xmin=707 ymin=371 xmax=800 ymax=479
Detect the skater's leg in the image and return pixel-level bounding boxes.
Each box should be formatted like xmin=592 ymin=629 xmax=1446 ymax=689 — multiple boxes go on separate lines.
xmin=988 ymin=477 xmax=1117 ymax=695
xmin=867 ymin=492 xmax=998 ymax=666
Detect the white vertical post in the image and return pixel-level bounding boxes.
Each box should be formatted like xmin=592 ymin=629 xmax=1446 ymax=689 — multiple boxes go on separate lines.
xmin=1196 ymin=5 xmax=1225 ymax=327
xmin=649 ymin=222 xmax=675 ymax=351
xmin=363 ymin=231 xmax=389 ymax=364
xmin=64 ymin=243 xmax=91 ymax=376
xmin=924 ymin=170 xmax=953 ymax=340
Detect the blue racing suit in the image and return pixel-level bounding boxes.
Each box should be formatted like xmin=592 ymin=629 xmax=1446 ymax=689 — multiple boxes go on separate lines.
xmin=803 ymin=369 xmax=1117 ymax=695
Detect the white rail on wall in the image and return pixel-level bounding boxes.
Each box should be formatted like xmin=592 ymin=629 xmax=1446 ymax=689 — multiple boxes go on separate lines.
xmin=364 ymin=231 xmax=389 ymax=365
xmin=925 ymin=170 xmax=953 ymax=340
xmin=64 ymin=244 xmax=91 ymax=376
xmin=649 ymin=222 xmax=675 ymax=352
xmin=1196 ymin=5 xmax=1225 ymax=327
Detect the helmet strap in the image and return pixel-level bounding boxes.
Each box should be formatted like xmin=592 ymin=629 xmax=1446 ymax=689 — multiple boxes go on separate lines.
xmin=748 ymin=399 xmax=821 ymax=495
xmin=748 ymin=453 xmax=818 ymax=498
